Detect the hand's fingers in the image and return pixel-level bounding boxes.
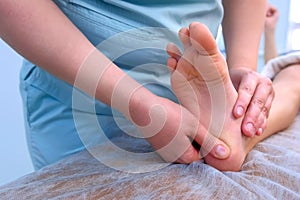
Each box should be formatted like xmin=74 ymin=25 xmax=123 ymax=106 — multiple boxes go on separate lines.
xmin=233 ymin=71 xmax=259 ymax=119
xmin=256 ymin=114 xmax=267 ymax=136
xmin=175 ymin=113 xmax=230 ymax=163
xmin=174 ymin=144 xmax=202 ymax=164
xmin=241 ymin=77 xmax=273 ymax=137
xmin=253 ymin=112 xmax=267 ymax=136
xmin=263 ymin=87 xmax=275 ymax=118
xmin=255 ymin=86 xmax=274 ymax=136
xmin=191 ymin=124 xmax=230 ymax=160
xmin=153 ymin=129 xmax=200 ymax=164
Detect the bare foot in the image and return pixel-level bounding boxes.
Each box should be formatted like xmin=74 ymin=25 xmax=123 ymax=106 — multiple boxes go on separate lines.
xmin=167 ymin=22 xmax=250 ymax=171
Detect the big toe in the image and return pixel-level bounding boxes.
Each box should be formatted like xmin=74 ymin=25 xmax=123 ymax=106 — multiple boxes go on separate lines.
xmin=189 ymin=22 xmax=219 ymax=56
xmin=188 ymin=22 xmax=230 ymax=86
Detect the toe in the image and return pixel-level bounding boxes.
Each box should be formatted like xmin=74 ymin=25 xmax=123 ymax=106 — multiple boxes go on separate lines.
xmin=178 ymin=27 xmax=191 ymax=50
xmin=167 ymin=57 xmax=178 ymax=72
xmin=166 ymin=42 xmax=182 ymax=61
xmin=187 ymin=22 xmax=230 ymax=87
xmin=189 ymin=22 xmax=218 ymax=56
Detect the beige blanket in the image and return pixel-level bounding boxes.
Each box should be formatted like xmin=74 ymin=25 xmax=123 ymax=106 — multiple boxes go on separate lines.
xmin=1 ymin=53 xmax=299 ymax=199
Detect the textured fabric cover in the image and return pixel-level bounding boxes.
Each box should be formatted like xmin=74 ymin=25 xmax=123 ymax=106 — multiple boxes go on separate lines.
xmin=1 ymin=53 xmax=299 ymax=199
xmin=0 ymin=118 xmax=299 ymax=199
xmin=261 ymin=51 xmax=300 ymax=79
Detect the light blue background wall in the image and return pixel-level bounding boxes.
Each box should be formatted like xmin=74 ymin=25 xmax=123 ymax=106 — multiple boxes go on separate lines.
xmin=0 ymin=39 xmax=33 ymax=186
xmin=259 ymin=0 xmax=291 ymax=67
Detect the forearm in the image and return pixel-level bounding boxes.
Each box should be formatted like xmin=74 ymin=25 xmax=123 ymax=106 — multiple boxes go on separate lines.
xmin=222 ymin=0 xmax=267 ymax=71
xmin=0 ymin=0 xmax=93 ymax=83
xmin=264 ymin=31 xmax=278 ymax=64
xmin=0 ymin=0 xmax=155 ymax=120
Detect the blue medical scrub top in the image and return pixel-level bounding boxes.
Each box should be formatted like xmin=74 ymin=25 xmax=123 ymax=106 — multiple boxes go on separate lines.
xmin=20 ymin=0 xmax=224 ymax=169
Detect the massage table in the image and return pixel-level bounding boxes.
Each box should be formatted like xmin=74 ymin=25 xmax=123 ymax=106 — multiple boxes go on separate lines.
xmin=0 ymin=52 xmax=299 ymax=199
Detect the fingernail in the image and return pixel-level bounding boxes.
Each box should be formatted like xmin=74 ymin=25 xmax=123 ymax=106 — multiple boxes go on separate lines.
xmin=215 ymin=144 xmax=229 ymax=158
xmin=236 ymin=106 xmax=244 ymax=116
xmin=246 ymin=123 xmax=256 ymax=137
xmin=257 ymin=128 xmax=263 ymax=136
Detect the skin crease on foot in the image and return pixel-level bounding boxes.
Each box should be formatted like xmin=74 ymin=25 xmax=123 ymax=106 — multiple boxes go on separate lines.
xmin=166 ymin=22 xmax=250 ymax=171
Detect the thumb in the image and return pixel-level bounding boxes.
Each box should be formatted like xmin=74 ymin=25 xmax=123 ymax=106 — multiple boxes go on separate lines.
xmin=192 ymin=125 xmax=230 ymax=159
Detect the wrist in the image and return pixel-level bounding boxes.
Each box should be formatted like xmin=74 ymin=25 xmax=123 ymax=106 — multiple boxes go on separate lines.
xmin=128 ymin=87 xmax=160 ymax=126
xmin=229 ymin=64 xmax=256 ymax=72
xmin=226 ymin=52 xmax=258 ymax=71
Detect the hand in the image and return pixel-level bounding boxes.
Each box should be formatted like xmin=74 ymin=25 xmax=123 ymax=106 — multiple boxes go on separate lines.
xmin=128 ymin=95 xmax=230 ymax=163
xmin=264 ymin=4 xmax=279 ymax=33
xmin=230 ymin=67 xmax=274 ymax=137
